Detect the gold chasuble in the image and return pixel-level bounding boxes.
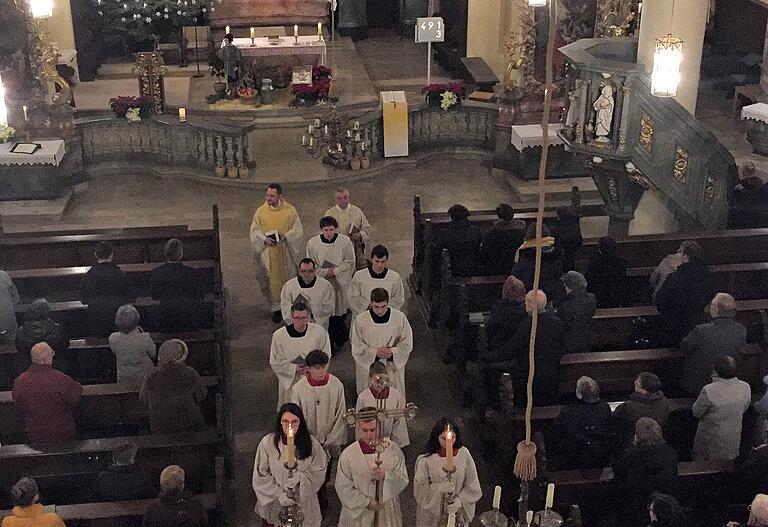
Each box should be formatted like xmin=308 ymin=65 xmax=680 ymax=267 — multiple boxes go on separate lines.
xmin=250 ymin=200 xmax=304 ymax=308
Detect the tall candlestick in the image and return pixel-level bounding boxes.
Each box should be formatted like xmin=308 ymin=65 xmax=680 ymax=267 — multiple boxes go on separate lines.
xmin=492 ymin=485 xmax=501 ymax=509
xmin=444 ymin=424 xmax=455 ymax=472
xmin=446 ymin=512 xmax=456 ymax=527
xmin=545 ymin=483 xmax=555 ymax=509
xmin=178 ymin=107 xmax=186 ymax=122
xmin=284 ymin=424 xmax=297 ymax=467
xmin=22 ymin=105 xmax=28 ymax=121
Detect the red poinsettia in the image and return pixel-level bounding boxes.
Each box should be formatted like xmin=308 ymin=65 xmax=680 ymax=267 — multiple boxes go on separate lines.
xmin=292 ymin=66 xmax=333 ymax=99
xmin=421 ymin=81 xmax=466 ymax=98
xmin=109 ymin=96 xmax=153 ymax=118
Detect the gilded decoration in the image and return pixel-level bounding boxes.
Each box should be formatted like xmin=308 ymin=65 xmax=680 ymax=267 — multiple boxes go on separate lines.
xmin=607 ymin=176 xmax=618 ymax=202
xmin=503 ymin=0 xmax=537 ymax=93
xmin=673 ymin=146 xmax=689 ymax=183
xmin=639 ymin=113 xmax=653 ymax=152
xmin=133 ymin=52 xmax=167 ymax=114
xmin=40 ymin=43 xmax=71 ymax=107
xmin=595 ymin=0 xmax=639 ymax=37
xmin=628 ymin=170 xmax=654 ymax=190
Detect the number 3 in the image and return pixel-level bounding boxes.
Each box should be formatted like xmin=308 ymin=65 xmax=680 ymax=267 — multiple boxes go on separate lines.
xmin=435 ymin=29 xmax=441 ymax=38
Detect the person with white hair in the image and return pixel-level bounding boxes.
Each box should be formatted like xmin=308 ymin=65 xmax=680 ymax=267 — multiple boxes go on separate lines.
xmin=554 ymin=376 xmax=611 ymax=469
xmin=108 ymin=304 xmax=157 ymax=384
xmin=726 ymin=494 xmax=768 ymax=527
xmin=142 ymin=465 xmax=209 ymax=527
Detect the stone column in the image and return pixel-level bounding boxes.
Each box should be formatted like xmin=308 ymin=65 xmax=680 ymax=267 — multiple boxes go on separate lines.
xmin=636 ymin=0 xmax=708 ymax=114
xmin=760 ymin=20 xmax=768 ymax=102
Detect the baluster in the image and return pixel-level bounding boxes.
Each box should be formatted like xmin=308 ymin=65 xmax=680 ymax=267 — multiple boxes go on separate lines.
xmin=196 ymin=131 xmax=205 ymax=165
xmin=215 ymin=135 xmax=224 ymax=167
xmin=206 ymin=134 xmax=215 ymax=167
xmin=225 ymin=136 xmax=234 ymax=166
xmin=234 ymin=135 xmax=244 ymax=168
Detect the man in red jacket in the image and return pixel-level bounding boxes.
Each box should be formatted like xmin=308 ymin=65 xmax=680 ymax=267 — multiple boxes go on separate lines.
xmin=12 ymin=342 xmax=82 ymax=443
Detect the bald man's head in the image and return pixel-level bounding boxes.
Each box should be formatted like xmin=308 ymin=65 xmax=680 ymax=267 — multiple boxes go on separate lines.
xmin=710 ymin=292 xmax=737 ymax=319
xmin=525 ymin=290 xmax=547 ymax=314
xmin=30 ymin=343 xmax=54 ymax=365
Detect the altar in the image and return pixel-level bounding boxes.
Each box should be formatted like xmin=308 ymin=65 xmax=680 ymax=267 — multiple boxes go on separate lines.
xmin=234 ymin=36 xmax=327 ymax=66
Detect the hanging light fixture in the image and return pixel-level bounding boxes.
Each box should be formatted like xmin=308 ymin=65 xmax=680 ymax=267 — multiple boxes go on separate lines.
xmin=0 ymin=75 xmax=8 ymax=128
xmin=28 ymin=0 xmax=53 ymax=17
xmin=651 ymin=0 xmax=683 ymax=97
xmin=528 ymin=0 xmax=546 ymax=6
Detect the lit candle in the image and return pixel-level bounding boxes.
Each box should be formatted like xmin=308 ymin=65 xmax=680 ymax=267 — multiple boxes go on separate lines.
xmin=309 ymin=136 xmax=314 ymax=147
xmin=492 ymin=486 xmax=501 ymax=509
xmin=324 ymin=125 xmax=328 ymax=134
xmin=309 ymin=124 xmax=314 ymax=134
xmin=446 ymin=512 xmax=456 ymax=527
xmin=526 ymin=511 xmax=533 ymax=524
xmin=225 ymin=25 xmax=230 ymax=34
xmin=178 ymin=107 xmax=186 ymax=122
xmin=337 ymin=143 xmax=342 ymax=152
xmin=22 ymin=105 xmax=28 ymax=121
xmin=294 ymin=25 xmax=298 ymax=38
xmin=301 ymin=135 xmax=306 ymax=146
xmin=444 ymin=424 xmax=455 ymax=471
xmin=317 ymin=22 xmax=322 ymax=35
xmin=284 ymin=424 xmax=297 ymax=466
xmin=545 ymin=483 xmax=555 ymax=509
xmin=250 ymin=27 xmax=255 ymax=39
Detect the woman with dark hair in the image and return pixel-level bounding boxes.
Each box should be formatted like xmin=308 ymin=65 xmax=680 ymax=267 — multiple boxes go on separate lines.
xmin=413 ymin=418 xmax=482 ymax=527
xmin=252 ymin=403 xmax=328 ymax=527
xmin=2 ymin=477 xmax=65 ymax=527
xmin=648 ymin=492 xmax=686 ymax=527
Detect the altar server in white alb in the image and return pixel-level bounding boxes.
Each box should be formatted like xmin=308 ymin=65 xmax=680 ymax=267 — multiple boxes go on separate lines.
xmin=413 ymin=418 xmax=482 ymax=527
xmin=252 ymin=403 xmax=328 ymax=527
xmin=290 ymin=349 xmax=347 ymax=458
xmin=356 ymin=361 xmax=409 ymax=448
xmin=306 ymin=216 xmax=355 ymax=351
xmin=351 ymin=287 xmax=413 ymax=396
xmin=270 ymin=302 xmax=331 ymax=408
xmin=324 ymin=187 xmax=372 ymax=270
xmin=335 ymin=409 xmax=409 ymax=527
xmin=280 ymin=258 xmax=335 ymax=330
xmin=348 ymin=244 xmax=405 ymax=317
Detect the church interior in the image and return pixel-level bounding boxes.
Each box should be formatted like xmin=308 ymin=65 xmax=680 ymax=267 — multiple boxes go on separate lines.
xmin=2 ymin=0 xmax=768 ymax=525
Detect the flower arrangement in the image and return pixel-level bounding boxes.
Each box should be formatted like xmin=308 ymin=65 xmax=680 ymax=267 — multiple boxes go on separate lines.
xmin=109 ymin=96 xmax=153 ymax=119
xmin=292 ymin=66 xmax=333 ymax=104
xmin=422 ymin=81 xmax=466 ymax=110
xmin=0 ymin=125 xmax=16 ymax=144
xmin=125 ymin=107 xmax=142 ymax=122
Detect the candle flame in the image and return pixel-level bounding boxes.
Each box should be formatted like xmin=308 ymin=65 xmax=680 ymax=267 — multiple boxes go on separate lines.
xmin=287 ymin=424 xmax=294 ymax=437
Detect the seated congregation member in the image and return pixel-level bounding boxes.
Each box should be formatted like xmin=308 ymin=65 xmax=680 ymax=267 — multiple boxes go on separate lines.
xmin=485 ymin=276 xmax=527 ymax=355
xmin=336 ymin=408 xmax=409 ymax=527
xmin=12 ymin=342 xmax=82 ymax=443
xmin=554 ymin=376 xmax=611 ymax=469
xmin=324 ymin=187 xmax=372 ymax=270
xmin=692 ymin=354 xmax=751 ymax=461
xmin=413 ymin=418 xmax=482 ymax=527
xmin=655 ymin=240 xmax=715 ymax=343
xmin=726 ymin=494 xmax=768 ymax=527
xmin=252 ymin=403 xmax=328 ymax=527
xmin=356 ymin=362 xmax=409 ymax=448
xmin=552 ymin=206 xmax=583 ymax=271
xmin=506 ymin=290 xmax=564 ymax=407
xmin=109 ymin=304 xmax=157 ymax=385
xmin=432 ymin=204 xmax=482 ymax=277
xmin=15 ymin=298 xmax=69 ymax=375
xmin=648 ymin=240 xmax=696 ymax=299
xmin=143 ymin=465 xmax=208 ymax=527
xmin=647 ymin=493 xmax=686 ymax=527
xmin=351 ymin=287 xmax=413 ymax=397
xmin=80 ymin=241 xmax=134 ymax=338
xmin=613 ymin=418 xmax=678 ymax=527
xmin=92 ymin=443 xmax=157 ymax=502
xmin=557 ymin=271 xmax=596 ymax=353
xmin=280 ymin=258 xmax=335 ymax=330
xmin=306 ymin=216 xmax=355 ymax=352
xmin=478 ymin=203 xmax=526 ymax=276
xmin=270 ymin=302 xmax=331 ymax=408
xmin=1 ymin=477 xmax=65 ymax=527
xmin=681 ymin=292 xmax=746 ymax=396
xmin=150 ymin=238 xmax=205 ymax=332
xmin=139 ymin=339 xmax=207 ymax=434
xmin=613 ymin=372 xmax=671 ymax=444
xmin=348 ymin=245 xmax=405 ymax=317
xmin=512 ymin=224 xmax=564 ymax=303
xmin=584 ymin=236 xmax=628 ymax=308
xmin=0 ymin=267 xmax=19 ymax=354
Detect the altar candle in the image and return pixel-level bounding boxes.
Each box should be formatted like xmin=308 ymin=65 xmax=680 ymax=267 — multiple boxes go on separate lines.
xmin=492 ymin=486 xmax=501 ymax=509
xmin=545 ymin=483 xmax=555 ymax=509
xmin=178 ymin=107 xmax=186 ymax=122
xmin=444 ymin=425 xmax=455 ymax=471
xmin=446 ymin=512 xmax=456 ymax=527
xmin=22 ymin=105 xmax=28 ymax=121
xmin=284 ymin=424 xmax=297 ymax=466
xmin=317 ymin=22 xmax=322 ymax=35
xmin=526 ymin=511 xmax=533 ymax=525
xmin=337 ymin=143 xmax=342 ymax=152
xmin=309 ymin=124 xmax=313 ymax=134
xmin=225 ymin=25 xmax=230 ymax=34
xmin=324 ymin=125 xmax=328 ymax=134
xmin=294 ymin=25 xmax=298 ymax=38
xmin=301 ymin=135 xmax=306 ymax=146
xmin=250 ymin=27 xmax=255 ymax=39
xmin=309 ymin=136 xmax=314 ymax=147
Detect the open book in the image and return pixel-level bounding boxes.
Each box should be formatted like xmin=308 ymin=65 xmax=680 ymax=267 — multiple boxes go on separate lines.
xmin=265 ymin=230 xmax=280 ymax=243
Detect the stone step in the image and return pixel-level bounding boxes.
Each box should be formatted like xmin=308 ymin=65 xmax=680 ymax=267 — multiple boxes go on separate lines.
xmin=0 ymin=187 xmax=76 ymax=226
xmin=496 ymin=168 xmax=603 ymax=205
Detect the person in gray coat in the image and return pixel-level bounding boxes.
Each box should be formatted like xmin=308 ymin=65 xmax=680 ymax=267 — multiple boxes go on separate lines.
xmin=681 ymin=292 xmax=747 ymax=396
xmin=692 ymin=354 xmax=752 ymax=461
xmin=557 ymin=271 xmax=597 ymax=353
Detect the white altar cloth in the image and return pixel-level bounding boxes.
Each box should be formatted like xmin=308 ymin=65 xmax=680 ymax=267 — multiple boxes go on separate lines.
xmin=0 ymin=140 xmax=66 ymax=167
xmin=742 ymin=103 xmax=768 ymax=123
xmin=233 ymin=36 xmax=326 ymax=65
xmin=510 ymin=124 xmax=563 ymax=150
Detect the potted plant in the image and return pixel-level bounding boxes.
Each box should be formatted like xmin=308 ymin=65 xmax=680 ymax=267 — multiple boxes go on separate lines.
xmin=0 ymin=125 xmax=16 ymax=144
xmin=109 ymin=96 xmax=153 ymax=119
xmin=422 ymin=81 xmax=466 ymax=110
xmin=209 ymin=55 xmax=227 ymax=97
xmin=291 ymin=65 xmax=333 ymax=106
xmin=238 ymin=70 xmax=259 ymax=104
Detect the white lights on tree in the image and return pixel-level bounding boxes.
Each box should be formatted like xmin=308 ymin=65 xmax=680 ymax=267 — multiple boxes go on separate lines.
xmin=0 ymin=75 xmax=8 ymax=127
xmin=28 ymin=0 xmax=53 ymax=18
xmin=651 ymin=34 xmax=683 ymax=97
xmin=528 ymin=0 xmax=546 ymax=5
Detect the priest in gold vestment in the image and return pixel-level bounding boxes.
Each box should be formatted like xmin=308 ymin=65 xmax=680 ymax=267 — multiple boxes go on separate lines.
xmin=250 ymin=183 xmax=304 ymax=322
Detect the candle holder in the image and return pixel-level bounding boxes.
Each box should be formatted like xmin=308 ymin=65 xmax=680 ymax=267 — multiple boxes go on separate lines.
xmin=250 ymin=37 xmax=255 ymax=47
xmin=299 ymin=105 xmax=371 ymax=170
xmin=532 ymin=510 xmax=563 ymax=527
xmin=278 ymin=463 xmax=304 ymax=527
xmin=440 ymin=467 xmax=469 ymax=527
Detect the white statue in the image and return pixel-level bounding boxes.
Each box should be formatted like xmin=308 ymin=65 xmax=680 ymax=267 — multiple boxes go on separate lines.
xmin=593 ymin=84 xmax=614 ymax=143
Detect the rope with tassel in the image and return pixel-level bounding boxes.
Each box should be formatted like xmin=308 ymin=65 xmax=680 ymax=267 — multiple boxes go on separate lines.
xmin=512 ymin=0 xmax=558 ymax=482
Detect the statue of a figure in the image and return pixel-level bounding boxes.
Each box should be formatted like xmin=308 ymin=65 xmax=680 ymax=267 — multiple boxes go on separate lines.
xmin=593 ymin=84 xmax=614 ymax=142
xmin=216 ymin=34 xmax=242 ymax=89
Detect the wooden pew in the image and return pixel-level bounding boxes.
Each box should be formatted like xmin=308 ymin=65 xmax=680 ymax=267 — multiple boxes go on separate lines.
xmin=0 ymin=376 xmax=222 ymax=443
xmin=0 ymin=430 xmax=223 ymax=509
xmin=8 ymin=260 xmax=218 ymax=302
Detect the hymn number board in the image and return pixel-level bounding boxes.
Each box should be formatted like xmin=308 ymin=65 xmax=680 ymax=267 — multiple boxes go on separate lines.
xmin=415 ymin=17 xmax=445 ymax=43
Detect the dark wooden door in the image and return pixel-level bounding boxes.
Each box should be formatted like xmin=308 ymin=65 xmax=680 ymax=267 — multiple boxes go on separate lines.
xmin=366 ymin=0 xmax=400 ymax=28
